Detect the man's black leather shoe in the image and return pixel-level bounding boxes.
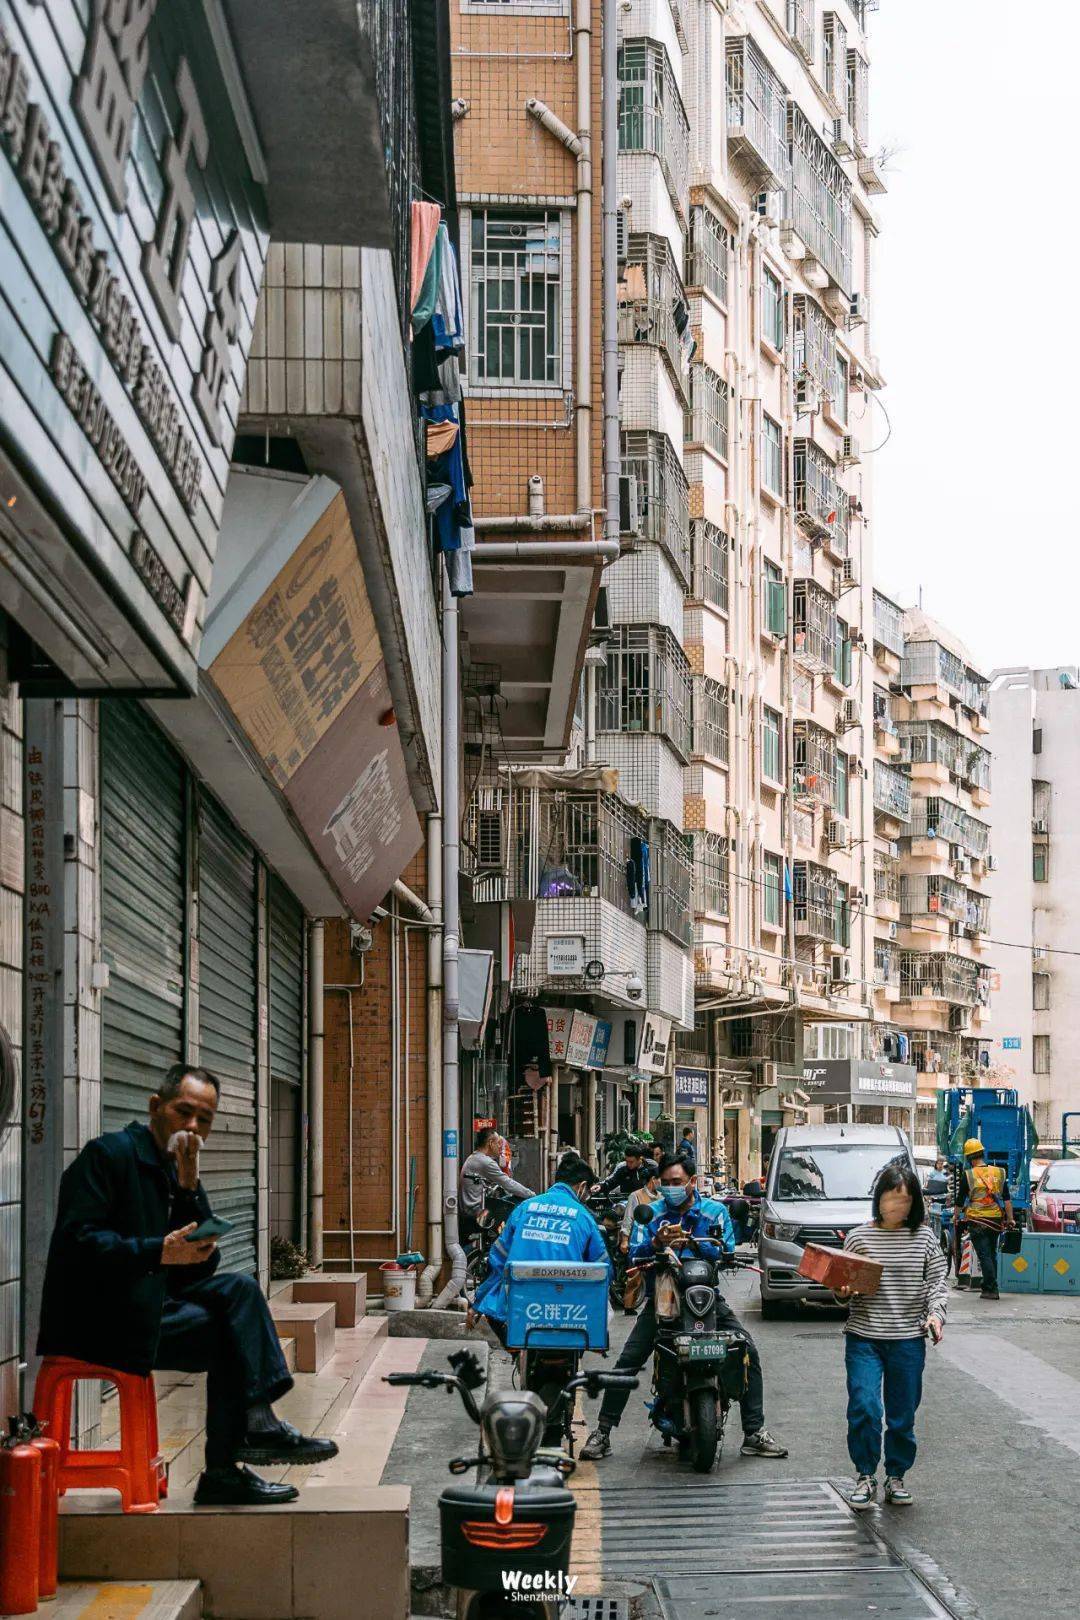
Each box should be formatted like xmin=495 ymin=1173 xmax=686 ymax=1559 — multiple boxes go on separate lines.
xmin=194 ymin=1465 xmax=299 ymax=1505
xmin=237 ymin=1420 xmax=339 ymax=1467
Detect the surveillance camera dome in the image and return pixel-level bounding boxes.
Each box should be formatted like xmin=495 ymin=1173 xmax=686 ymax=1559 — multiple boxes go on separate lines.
xmin=624 ymin=972 xmax=644 ymax=1001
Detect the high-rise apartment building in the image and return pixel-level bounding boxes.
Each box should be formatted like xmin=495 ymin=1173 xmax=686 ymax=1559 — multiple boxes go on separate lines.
xmin=985 ymin=667 xmax=1080 ymax=1145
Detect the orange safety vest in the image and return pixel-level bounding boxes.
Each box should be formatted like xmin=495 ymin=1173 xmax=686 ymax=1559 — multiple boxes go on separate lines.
xmin=963 ymin=1163 xmax=1005 ymax=1224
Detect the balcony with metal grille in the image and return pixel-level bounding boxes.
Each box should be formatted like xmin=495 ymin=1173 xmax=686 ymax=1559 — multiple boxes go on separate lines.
xmin=597 ymin=624 xmax=693 ymax=761
xmin=793 ymin=859 xmax=843 ymax=944
xmin=725 ymin=36 xmax=791 ymax=192
xmin=873 ymin=590 xmax=905 ymax=661
xmin=687 ymin=364 xmax=730 ymax=460
xmin=690 ymin=520 xmax=730 ymax=615
xmin=618 ymin=38 xmax=690 ymax=222
xmin=792 ymin=294 xmax=838 ymax=398
xmin=622 ymin=429 xmax=691 ymax=586
xmin=692 ymin=675 xmax=730 ymax=765
xmin=900 ymin=875 xmax=991 ymax=937
xmin=793 ymin=578 xmax=838 ymax=676
xmin=901 ymin=639 xmax=990 ymax=719
xmin=873 ymin=759 xmax=911 ymax=824
xmin=792 ymin=439 xmax=849 ymax=554
xmin=651 ymin=820 xmax=694 ymax=946
xmin=786 ymin=103 xmax=853 ymax=293
xmin=873 ymin=942 xmax=900 ymax=992
xmin=618 ymin=233 xmax=691 ymax=407
xmin=787 ymin=0 xmax=815 ymax=61
xmin=898 ymin=951 xmax=981 ymax=1008
xmin=896 ymin=720 xmax=992 ymax=794
xmin=692 ymin=831 xmax=730 ymax=920
xmin=874 ymin=854 xmax=901 ymax=909
xmin=907 ymin=796 xmax=990 ymax=860
xmin=688 ymin=206 xmax=730 ymax=306
xmin=794 ymin=719 xmax=837 ymax=807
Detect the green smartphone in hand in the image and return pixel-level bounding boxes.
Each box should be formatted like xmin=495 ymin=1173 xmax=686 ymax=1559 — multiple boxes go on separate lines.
xmin=184 ymin=1215 xmax=234 ymax=1242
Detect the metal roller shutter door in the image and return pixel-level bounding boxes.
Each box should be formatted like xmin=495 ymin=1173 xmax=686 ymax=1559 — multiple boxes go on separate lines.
xmin=197 ymin=794 xmax=258 ymax=1274
xmin=268 ymin=876 xmax=304 ymax=1242
xmin=101 ymin=703 xmax=186 ymax=1135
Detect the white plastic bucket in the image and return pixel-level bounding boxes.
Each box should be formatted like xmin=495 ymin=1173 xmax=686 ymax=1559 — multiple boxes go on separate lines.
xmin=380 ymin=1262 xmax=416 ymax=1311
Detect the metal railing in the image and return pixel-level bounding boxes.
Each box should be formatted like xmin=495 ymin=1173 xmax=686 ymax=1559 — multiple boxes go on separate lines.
xmin=652 ymin=820 xmax=694 ymax=946
xmin=597 ymin=623 xmax=693 ymax=760
xmin=692 ymin=675 xmax=730 ymax=764
xmin=822 ymin=10 xmax=848 ymax=109
xmin=619 ymin=38 xmax=690 ymax=219
xmin=787 ymin=0 xmax=815 ymax=58
xmin=873 ymin=686 xmax=897 ymax=736
xmin=792 ymin=438 xmax=849 ymax=554
xmin=793 ymin=859 xmax=841 ymax=943
xmin=907 ymin=796 xmax=990 ymax=858
xmin=909 ymin=1030 xmax=961 ymax=1077
xmin=896 ymin=721 xmax=991 ymax=792
xmin=619 ymin=233 xmax=690 ymax=405
xmin=362 ymin=0 xmax=420 ymax=334
xmin=688 ymin=363 xmax=730 ymax=460
xmin=726 ymin=36 xmax=791 ymax=191
xmin=874 ymin=855 xmax=901 ymax=904
xmin=873 ymin=759 xmax=911 ymax=822
xmin=792 ymin=294 xmax=837 ymax=398
xmin=898 ymin=951 xmax=981 ymax=1008
xmin=622 ymin=429 xmax=691 ymax=586
xmin=692 ymin=831 xmax=730 ymax=919
xmin=873 ymin=943 xmax=900 ymax=989
xmin=901 ymin=875 xmax=991 ymax=935
xmin=793 ymin=578 xmax=838 ymax=676
xmin=794 ymin=719 xmax=837 ymax=806
xmin=873 ymin=591 xmax=905 ymax=659
xmin=688 ymin=206 xmax=730 ymax=305
xmin=900 ymin=640 xmax=989 ymax=717
xmin=786 ymin=103 xmax=852 ymax=293
xmin=691 ymin=519 xmax=730 ymax=614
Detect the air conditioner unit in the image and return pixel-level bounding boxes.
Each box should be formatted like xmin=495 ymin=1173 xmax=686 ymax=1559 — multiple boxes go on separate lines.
xmin=848 ymin=755 xmax=867 ymax=777
xmin=849 ymin=364 xmax=866 ymax=393
xmin=849 ymin=627 xmax=867 ymax=650
xmin=619 ymin=472 xmax=641 ymax=536
xmin=839 ymin=433 xmax=861 ymax=467
xmin=842 ymin=697 xmax=861 ymax=729
xmin=986 ymin=853 xmax=998 ymax=871
xmin=1033 ymin=946 xmax=1048 ymax=962
xmin=829 ymin=116 xmax=855 ymax=158
xmin=956 ymin=856 xmax=972 ymax=876
xmin=842 ymin=556 xmax=860 ymax=590
xmin=848 ymin=291 xmax=868 ymax=327
xmin=887 ymin=840 xmax=900 ymax=859
xmin=755 ymin=190 xmax=780 ymax=227
xmin=887 ymin=920 xmax=898 ymax=941
xmin=1033 ymin=818 xmax=1049 ymax=835
xmin=830 ymin=954 xmax=853 ymax=985
xmin=949 ymin=1006 xmax=972 ymax=1033
xmin=827 ymin=817 xmax=849 ymax=850
xmin=761 ymin=1060 xmax=779 ymax=1089
xmin=474 ymin=807 xmax=507 ymax=874
xmin=795 ymin=377 xmax=821 ymax=414
xmin=616 ymin=208 xmax=629 ymax=267
xmin=823 ymin=285 xmax=848 ymax=320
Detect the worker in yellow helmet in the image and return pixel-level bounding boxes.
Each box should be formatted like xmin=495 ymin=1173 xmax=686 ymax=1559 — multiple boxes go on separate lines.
xmin=953 ymin=1138 xmax=1016 ymax=1300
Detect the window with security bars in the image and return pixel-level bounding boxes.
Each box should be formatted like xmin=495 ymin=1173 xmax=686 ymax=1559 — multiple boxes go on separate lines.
xmin=762 ymin=266 xmax=784 ymax=350
xmin=764 ymin=559 xmax=787 ymax=636
xmin=761 ymin=414 xmax=784 ymax=495
xmin=832 ymin=353 xmax=849 ymax=423
xmin=689 ymin=207 xmax=730 ymax=304
xmin=834 ymin=752 xmax=848 ymax=817
xmin=694 ymin=677 xmax=730 ymax=763
xmin=618 ymin=39 xmax=690 ymax=215
xmin=654 ymin=823 xmax=694 ymax=944
xmin=693 ymin=832 xmax=730 ymax=919
xmin=847 ymin=48 xmax=870 ymax=149
xmin=688 ymin=364 xmax=730 ymax=459
xmin=470 ymin=210 xmax=563 ymax=386
xmin=1033 ymin=972 xmax=1050 ymax=1011
xmin=762 ymin=706 xmax=783 ymax=783
xmin=763 ymin=851 xmax=783 ymax=928
xmin=597 ymin=625 xmax=693 ymax=759
xmin=691 ymin=520 xmax=729 ymax=613
xmin=822 ymin=12 xmax=847 ymax=108
xmin=1034 ymin=1035 xmax=1050 ymax=1075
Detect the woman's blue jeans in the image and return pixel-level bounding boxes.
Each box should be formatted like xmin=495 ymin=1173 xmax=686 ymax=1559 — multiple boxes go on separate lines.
xmin=845 ymin=1333 xmax=926 ymax=1478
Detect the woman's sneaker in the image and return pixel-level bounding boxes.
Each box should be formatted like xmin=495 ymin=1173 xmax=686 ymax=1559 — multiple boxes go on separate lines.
xmin=847 ymin=1474 xmax=877 ymax=1510
xmin=884 ymin=1476 xmax=913 ymax=1505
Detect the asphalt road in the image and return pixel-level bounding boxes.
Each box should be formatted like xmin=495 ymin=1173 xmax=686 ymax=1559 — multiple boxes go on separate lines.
xmin=383 ymin=1270 xmax=1080 ymax=1618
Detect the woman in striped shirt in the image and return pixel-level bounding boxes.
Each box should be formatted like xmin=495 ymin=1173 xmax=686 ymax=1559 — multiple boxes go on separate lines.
xmin=836 ymin=1164 xmax=948 ymax=1510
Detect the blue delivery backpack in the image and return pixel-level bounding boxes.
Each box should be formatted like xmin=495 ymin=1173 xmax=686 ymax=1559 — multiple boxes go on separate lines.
xmin=504 ymin=1260 xmax=610 ymax=1352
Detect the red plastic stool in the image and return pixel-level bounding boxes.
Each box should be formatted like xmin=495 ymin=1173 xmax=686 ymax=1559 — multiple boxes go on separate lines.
xmin=32 ymin=1358 xmax=167 ymax=1514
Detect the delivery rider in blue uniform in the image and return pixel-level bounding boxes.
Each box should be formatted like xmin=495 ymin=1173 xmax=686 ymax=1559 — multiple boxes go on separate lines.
xmin=581 ymin=1152 xmax=788 ymax=1460
xmin=469 ymin=1153 xmax=610 ymax=1342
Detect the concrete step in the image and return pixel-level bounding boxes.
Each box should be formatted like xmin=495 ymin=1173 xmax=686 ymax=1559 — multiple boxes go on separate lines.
xmin=59 ymin=1486 xmax=408 ymax=1620
xmin=48 ymin=1580 xmax=201 ymax=1620
xmin=269 ymin=1299 xmax=336 ymax=1373
xmin=288 ymin=1336 xmax=426 ymax=1491
xmin=279 ymin=1334 xmax=297 ymax=1373
xmin=288 ymin=1271 xmax=367 ymax=1327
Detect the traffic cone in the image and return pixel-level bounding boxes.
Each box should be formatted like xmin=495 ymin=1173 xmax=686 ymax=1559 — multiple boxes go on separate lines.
xmin=956 ymin=1231 xmax=973 ymax=1288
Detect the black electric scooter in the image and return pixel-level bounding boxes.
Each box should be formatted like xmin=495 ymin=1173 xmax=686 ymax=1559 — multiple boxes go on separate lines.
xmin=386 ymin=1350 xmax=637 ymax=1619
xmin=630 ymin=1204 xmax=754 ymax=1473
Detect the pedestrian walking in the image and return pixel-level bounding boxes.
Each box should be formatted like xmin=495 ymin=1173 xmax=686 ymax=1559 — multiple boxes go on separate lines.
xmin=953 ymin=1138 xmax=1016 ymax=1300
xmin=835 ymin=1164 xmax=947 ymax=1511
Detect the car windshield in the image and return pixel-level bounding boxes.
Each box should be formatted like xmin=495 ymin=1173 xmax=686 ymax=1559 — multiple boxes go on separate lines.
xmin=773 ymin=1144 xmax=908 ymax=1202
xmin=1043 ymin=1164 xmax=1080 ymax=1193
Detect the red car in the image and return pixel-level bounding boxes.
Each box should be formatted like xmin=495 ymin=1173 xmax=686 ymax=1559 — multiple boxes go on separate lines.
xmin=1030 ymin=1161 xmax=1080 ymax=1232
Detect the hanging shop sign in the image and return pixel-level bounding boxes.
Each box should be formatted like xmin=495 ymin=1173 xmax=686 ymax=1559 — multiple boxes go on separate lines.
xmin=564 ymin=1010 xmax=612 ymax=1071
xmin=0 ymin=3 xmax=269 ymax=692
xmin=674 ymin=1067 xmax=710 ymax=1108
xmin=638 ymin=1012 xmax=673 ymax=1076
xmin=588 ymin=1018 xmax=612 ymax=1069
xmin=801 ymin=1059 xmax=917 ymax=1105
xmin=546 ymin=934 xmax=585 ymax=977
xmin=545 ymin=1007 xmax=571 ymax=1064
xmin=208 ymin=492 xmax=422 ymax=919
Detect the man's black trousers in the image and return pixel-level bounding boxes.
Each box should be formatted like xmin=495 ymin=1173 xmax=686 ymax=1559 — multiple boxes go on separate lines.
xmin=155 ymin=1272 xmax=293 ymax=1468
xmin=597 ymin=1301 xmax=766 ymax=1436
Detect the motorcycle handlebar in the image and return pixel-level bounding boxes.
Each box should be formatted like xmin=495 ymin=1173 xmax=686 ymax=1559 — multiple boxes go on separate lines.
xmin=383 ymin=1371 xmax=482 ymax=1424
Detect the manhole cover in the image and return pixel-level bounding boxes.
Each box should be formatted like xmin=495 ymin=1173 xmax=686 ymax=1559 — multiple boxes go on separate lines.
xmin=655 ymin=1567 xmax=955 ymax=1619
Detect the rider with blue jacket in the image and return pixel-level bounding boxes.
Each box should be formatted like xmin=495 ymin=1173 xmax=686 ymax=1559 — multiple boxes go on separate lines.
xmin=470 ymin=1152 xmax=610 ymax=1339
xmin=581 ymin=1152 xmax=787 ymax=1461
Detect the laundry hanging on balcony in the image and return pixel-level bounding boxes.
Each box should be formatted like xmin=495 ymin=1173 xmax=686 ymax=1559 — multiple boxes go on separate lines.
xmin=423 ymin=402 xmax=475 ymax=597
xmin=410 ymin=200 xmax=442 ymax=328
xmin=626 ymin=837 xmax=651 ymax=914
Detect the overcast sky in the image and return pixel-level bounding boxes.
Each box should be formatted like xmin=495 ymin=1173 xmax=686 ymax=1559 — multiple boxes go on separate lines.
xmin=867 ymin=1 xmax=1079 ymax=674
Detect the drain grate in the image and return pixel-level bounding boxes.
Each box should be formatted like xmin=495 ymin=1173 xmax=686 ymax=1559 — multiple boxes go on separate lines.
xmin=563 ymin=1600 xmax=629 ymax=1620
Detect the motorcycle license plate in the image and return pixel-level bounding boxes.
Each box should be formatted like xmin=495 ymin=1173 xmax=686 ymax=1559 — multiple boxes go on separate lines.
xmin=682 ymin=1335 xmax=728 ymax=1362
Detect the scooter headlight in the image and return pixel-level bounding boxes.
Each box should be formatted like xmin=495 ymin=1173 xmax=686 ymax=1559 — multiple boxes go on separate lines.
xmin=480 ymin=1391 xmax=546 ymax=1478
xmin=685 ymin=1285 xmax=715 ymax=1318
xmin=655 ymin=1272 xmax=680 ymax=1320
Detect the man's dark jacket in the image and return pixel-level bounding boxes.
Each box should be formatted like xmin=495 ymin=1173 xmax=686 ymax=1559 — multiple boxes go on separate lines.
xmin=37 ymin=1121 xmax=219 ymax=1374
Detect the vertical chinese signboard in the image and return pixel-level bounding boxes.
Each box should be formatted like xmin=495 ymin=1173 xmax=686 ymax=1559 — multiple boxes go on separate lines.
xmin=0 ymin=2 xmax=269 ymax=692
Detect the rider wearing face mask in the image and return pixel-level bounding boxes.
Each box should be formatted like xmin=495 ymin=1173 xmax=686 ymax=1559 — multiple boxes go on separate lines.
xmin=581 ymin=1153 xmax=787 ymax=1461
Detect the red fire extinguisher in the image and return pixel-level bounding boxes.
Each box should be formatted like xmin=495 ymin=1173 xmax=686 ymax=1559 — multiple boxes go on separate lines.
xmin=29 ymin=1417 xmax=60 ymax=1601
xmin=0 ymin=1416 xmax=43 ymax=1615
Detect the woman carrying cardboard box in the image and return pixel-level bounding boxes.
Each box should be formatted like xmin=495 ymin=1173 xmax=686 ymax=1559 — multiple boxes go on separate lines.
xmin=835 ymin=1164 xmax=948 ymax=1511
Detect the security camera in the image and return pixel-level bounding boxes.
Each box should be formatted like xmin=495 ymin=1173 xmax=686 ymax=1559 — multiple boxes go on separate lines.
xmin=624 ymin=972 xmax=644 ymax=1002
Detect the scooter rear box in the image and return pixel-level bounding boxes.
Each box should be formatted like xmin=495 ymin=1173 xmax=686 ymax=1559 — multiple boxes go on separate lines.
xmin=440 ymin=1479 xmax=575 ymax=1588
xmin=505 ymin=1260 xmax=609 ymax=1350
xmin=797 ymin=1243 xmax=882 ymax=1294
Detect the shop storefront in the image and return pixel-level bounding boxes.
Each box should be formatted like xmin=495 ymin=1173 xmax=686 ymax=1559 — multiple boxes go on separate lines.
xmin=800 ymin=1058 xmax=918 ymax=1138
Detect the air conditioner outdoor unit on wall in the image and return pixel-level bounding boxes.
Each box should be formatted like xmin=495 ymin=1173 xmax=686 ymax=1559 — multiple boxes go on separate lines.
xmin=761 ymin=1060 xmax=779 ymax=1089
xmin=474 ymin=807 xmax=507 ymax=874
xmin=848 ymin=291 xmax=868 ymax=327
xmin=827 ymin=818 xmax=849 ymax=850
xmin=831 ymin=955 xmax=853 ymax=985
xmin=842 ymin=698 xmax=861 ymax=728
